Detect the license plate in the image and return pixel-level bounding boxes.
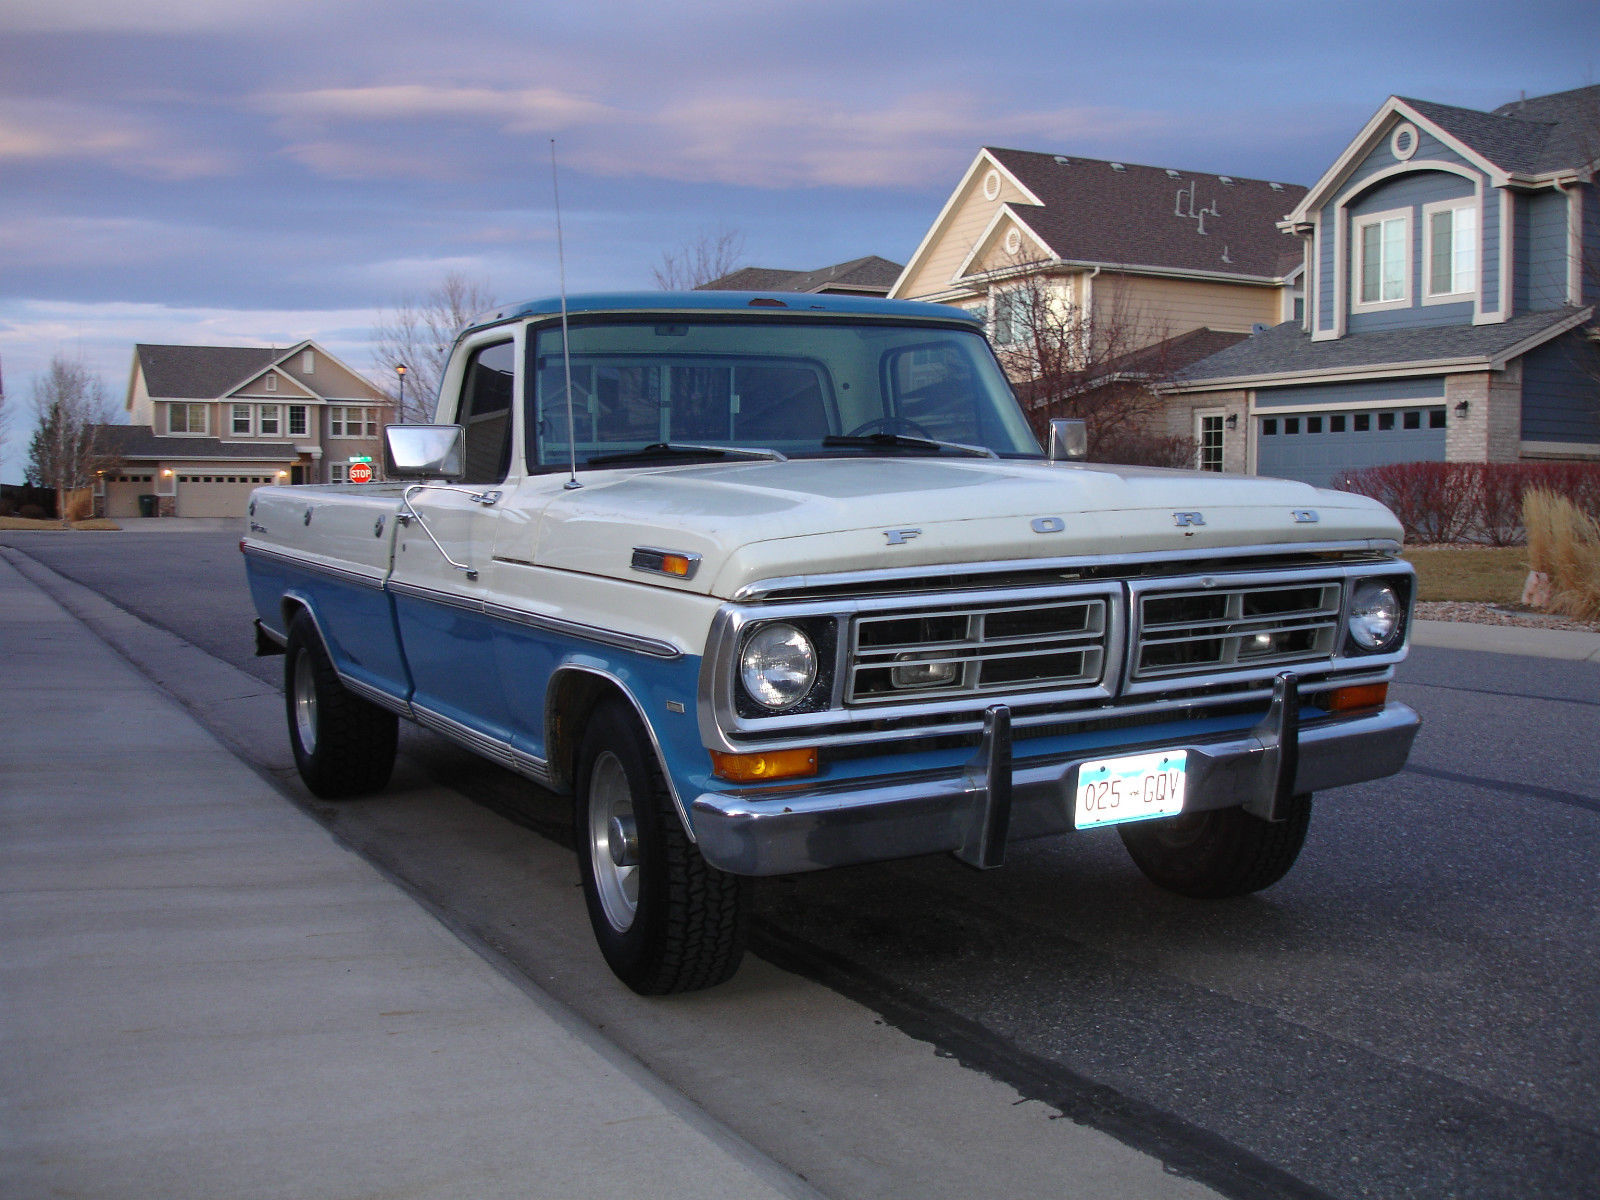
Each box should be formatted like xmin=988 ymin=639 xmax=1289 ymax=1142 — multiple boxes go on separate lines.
xmin=1074 ymin=750 xmax=1187 ymax=830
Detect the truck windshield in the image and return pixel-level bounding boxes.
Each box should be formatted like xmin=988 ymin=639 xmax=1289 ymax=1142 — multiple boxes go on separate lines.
xmin=527 ymin=317 xmax=1041 ymax=470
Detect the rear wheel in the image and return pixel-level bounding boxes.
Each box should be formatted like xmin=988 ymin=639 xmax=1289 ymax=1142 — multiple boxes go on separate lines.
xmin=284 ymin=612 xmax=397 ymax=799
xmin=1117 ymin=794 xmax=1312 ymax=899
xmin=575 ymin=699 xmax=748 ymax=994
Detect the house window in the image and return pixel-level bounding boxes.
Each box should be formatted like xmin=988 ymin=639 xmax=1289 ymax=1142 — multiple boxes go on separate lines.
xmin=1425 ymin=202 xmax=1477 ymax=299
xmin=1354 ymin=210 xmax=1409 ymax=307
xmin=328 ymin=406 xmax=375 ymax=438
xmin=232 ymin=404 xmax=251 ymax=435
xmin=265 ymin=374 xmax=277 ymax=392
xmin=1196 ymin=412 xmax=1224 ymax=472
xmin=168 ymin=403 xmax=207 ymax=434
xmin=259 ymin=405 xmax=280 ymax=435
xmin=991 ymin=289 xmax=1027 ymax=346
xmin=329 ymin=462 xmax=347 ymax=483
xmin=288 ymin=405 xmax=308 ymax=437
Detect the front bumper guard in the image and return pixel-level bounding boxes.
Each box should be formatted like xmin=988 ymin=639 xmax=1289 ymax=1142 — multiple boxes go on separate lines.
xmin=690 ymin=674 xmax=1419 ymax=877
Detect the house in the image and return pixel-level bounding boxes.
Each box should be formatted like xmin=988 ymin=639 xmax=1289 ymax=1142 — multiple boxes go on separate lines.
xmin=1170 ymin=85 xmax=1600 ymax=486
xmin=890 ymin=147 xmax=1307 ymax=460
xmin=99 ymin=341 xmax=391 ymax=518
xmin=698 ymin=255 xmax=904 ymax=296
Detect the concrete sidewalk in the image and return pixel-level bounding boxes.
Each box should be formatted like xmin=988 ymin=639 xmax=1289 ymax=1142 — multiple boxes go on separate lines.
xmin=0 ymin=554 xmax=817 ymax=1200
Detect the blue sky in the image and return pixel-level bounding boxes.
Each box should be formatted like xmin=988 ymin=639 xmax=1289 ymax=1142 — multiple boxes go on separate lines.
xmin=1 ymin=0 xmax=1596 ymax=481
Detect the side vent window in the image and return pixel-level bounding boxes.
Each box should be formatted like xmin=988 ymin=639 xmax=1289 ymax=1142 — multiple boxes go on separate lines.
xmin=457 ymin=340 xmax=515 ymax=483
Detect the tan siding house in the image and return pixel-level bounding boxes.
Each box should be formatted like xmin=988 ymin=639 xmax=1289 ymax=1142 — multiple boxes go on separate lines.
xmin=100 ymin=341 xmax=392 ymax=519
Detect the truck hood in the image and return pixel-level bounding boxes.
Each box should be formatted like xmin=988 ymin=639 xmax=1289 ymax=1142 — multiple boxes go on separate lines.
xmin=521 ymin=456 xmax=1403 ymax=598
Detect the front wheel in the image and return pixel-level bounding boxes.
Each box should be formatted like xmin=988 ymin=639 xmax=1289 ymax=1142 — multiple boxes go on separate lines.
xmin=1117 ymin=794 xmax=1312 ymax=899
xmin=284 ymin=612 xmax=397 ymax=799
xmin=575 ymin=699 xmax=748 ymax=994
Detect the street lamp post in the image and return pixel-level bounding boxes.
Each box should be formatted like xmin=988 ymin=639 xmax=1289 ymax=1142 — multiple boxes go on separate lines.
xmin=396 ymin=363 xmax=407 ymax=422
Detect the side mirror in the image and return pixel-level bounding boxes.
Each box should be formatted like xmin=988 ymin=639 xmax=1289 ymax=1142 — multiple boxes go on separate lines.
xmin=384 ymin=425 xmax=465 ymax=480
xmin=1048 ymin=418 xmax=1087 ymax=462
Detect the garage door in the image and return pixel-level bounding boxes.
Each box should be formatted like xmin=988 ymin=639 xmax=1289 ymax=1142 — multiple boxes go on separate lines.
xmin=174 ymin=474 xmax=275 ymax=519
xmin=1256 ymin=406 xmax=1447 ymax=488
xmin=103 ymin=473 xmax=156 ymax=518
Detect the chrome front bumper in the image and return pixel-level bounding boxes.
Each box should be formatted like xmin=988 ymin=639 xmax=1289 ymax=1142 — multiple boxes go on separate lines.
xmin=690 ymin=682 xmax=1420 ymax=877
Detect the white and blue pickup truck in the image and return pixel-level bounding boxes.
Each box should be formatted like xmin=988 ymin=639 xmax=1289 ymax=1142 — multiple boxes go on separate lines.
xmin=242 ymin=292 xmax=1419 ymax=994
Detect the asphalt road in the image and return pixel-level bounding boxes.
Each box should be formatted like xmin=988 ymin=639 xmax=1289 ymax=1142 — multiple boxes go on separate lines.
xmin=7 ymin=529 xmax=1598 ymax=1200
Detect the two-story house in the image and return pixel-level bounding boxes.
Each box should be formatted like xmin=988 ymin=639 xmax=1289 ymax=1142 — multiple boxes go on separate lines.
xmin=891 ymin=148 xmax=1307 ymax=462
xmin=1171 ymin=85 xmax=1600 ymax=486
xmin=99 ymin=341 xmax=391 ymax=518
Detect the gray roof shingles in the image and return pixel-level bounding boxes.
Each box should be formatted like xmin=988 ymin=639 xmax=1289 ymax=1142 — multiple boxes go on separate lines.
xmin=700 ymin=255 xmax=904 ymax=294
xmin=1176 ymin=307 xmax=1590 ymax=386
xmin=95 ymin=423 xmax=299 ymax=462
xmin=1398 ymin=85 xmax=1600 ymax=177
xmin=136 ymin=344 xmax=286 ymax=399
xmin=985 ymin=149 xmax=1308 ymax=279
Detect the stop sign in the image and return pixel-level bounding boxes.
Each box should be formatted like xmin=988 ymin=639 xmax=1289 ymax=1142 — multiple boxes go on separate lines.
xmin=348 ymin=462 xmax=373 ymax=484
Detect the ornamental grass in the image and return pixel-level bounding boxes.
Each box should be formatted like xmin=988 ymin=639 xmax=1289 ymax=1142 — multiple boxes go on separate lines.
xmin=1523 ymin=488 xmax=1600 ymax=621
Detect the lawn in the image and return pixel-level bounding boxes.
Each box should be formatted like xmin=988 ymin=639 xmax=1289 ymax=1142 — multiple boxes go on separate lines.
xmin=1401 ymin=545 xmax=1529 ymax=603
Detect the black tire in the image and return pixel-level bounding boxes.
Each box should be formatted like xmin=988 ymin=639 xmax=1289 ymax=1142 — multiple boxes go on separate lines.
xmin=284 ymin=611 xmax=398 ymax=799
xmin=575 ymin=699 xmax=748 ymax=994
xmin=1117 ymin=794 xmax=1312 ymax=899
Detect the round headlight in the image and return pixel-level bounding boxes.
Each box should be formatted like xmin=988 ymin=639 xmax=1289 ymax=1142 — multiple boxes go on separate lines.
xmin=1348 ymin=581 xmax=1402 ymax=651
xmin=740 ymin=623 xmax=818 ymax=710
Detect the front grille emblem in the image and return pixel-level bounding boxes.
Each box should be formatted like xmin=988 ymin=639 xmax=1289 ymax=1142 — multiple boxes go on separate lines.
xmin=1173 ymin=511 xmax=1206 ymax=527
xmin=1031 ymin=516 xmax=1066 ymax=534
xmin=884 ymin=528 xmax=921 ymax=545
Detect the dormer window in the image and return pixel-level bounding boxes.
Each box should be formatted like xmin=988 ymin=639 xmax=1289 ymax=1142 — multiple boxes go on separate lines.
xmin=1424 ymin=201 xmax=1477 ymax=300
xmin=1353 ymin=209 xmax=1410 ymax=310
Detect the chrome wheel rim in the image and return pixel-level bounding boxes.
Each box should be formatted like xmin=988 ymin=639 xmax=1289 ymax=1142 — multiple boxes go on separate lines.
xmin=292 ymin=648 xmax=318 ymax=755
xmin=587 ymin=751 xmax=638 ymax=932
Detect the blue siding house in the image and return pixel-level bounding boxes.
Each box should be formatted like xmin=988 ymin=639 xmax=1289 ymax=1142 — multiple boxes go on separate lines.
xmin=1170 ymin=86 xmax=1599 ymax=487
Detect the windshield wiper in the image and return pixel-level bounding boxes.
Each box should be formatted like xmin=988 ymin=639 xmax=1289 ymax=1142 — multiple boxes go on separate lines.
xmin=821 ymin=433 xmax=997 ymax=459
xmin=586 ymin=442 xmax=788 ymax=467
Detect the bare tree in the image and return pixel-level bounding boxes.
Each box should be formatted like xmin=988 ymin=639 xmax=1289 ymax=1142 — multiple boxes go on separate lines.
xmin=373 ymin=272 xmax=496 ymax=423
xmin=988 ymin=262 xmax=1194 ymax=466
xmin=24 ymin=354 xmax=118 ymax=520
xmin=652 ymin=225 xmax=746 ymax=290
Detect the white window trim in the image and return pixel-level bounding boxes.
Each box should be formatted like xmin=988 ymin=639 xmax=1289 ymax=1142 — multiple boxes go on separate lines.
xmin=258 ymin=404 xmax=281 ymax=436
xmin=231 ymin=403 xmax=253 ymax=437
xmin=287 ymin=405 xmax=309 ymax=438
xmin=167 ymin=403 xmax=209 ymax=436
xmin=1194 ymin=408 xmax=1225 ymax=472
xmin=1421 ymin=198 xmax=1478 ymax=305
xmin=988 ymin=285 xmax=1027 ymax=348
xmin=328 ymin=405 xmax=374 ymax=439
xmin=1350 ymin=206 xmax=1412 ymax=313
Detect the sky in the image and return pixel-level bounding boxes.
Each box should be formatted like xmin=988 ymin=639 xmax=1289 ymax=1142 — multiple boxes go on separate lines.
xmin=1 ymin=0 xmax=1596 ymax=482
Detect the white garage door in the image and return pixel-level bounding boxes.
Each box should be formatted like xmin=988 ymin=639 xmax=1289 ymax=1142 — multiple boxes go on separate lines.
xmin=175 ymin=473 xmax=275 ymax=519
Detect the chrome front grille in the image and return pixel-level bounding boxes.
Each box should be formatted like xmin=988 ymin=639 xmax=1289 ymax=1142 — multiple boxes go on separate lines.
xmin=848 ymin=595 xmax=1109 ymax=704
xmin=1131 ymin=579 xmax=1342 ymax=681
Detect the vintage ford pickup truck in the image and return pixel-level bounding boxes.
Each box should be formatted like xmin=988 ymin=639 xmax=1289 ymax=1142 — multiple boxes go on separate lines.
xmin=243 ymin=292 xmax=1419 ymax=993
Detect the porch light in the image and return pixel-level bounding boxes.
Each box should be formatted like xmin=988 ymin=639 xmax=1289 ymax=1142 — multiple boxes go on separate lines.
xmin=1226 ymin=414 xmax=1239 ymax=430
xmin=1454 ymin=400 xmax=1469 ymax=417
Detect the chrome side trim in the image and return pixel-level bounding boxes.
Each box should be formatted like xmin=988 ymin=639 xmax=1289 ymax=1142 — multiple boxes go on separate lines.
xmin=410 ymin=702 xmax=555 ymax=789
xmin=342 ymin=674 xmax=414 ymax=719
xmin=485 ymin=602 xmax=683 ymax=660
xmin=731 ymin=539 xmax=1403 ymax=601
xmin=244 ymin=542 xmax=387 ymax=591
xmin=387 ymin=581 xmax=683 ymax=660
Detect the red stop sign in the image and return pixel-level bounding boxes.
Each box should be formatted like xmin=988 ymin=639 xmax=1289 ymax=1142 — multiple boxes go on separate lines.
xmin=348 ymin=462 xmax=373 ymax=484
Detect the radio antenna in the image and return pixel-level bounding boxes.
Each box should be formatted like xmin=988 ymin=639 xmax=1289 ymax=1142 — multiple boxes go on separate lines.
xmin=550 ymin=139 xmax=581 ymax=490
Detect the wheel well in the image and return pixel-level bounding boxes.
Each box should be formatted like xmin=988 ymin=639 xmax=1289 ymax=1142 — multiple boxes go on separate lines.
xmin=545 ymin=670 xmax=628 ymax=795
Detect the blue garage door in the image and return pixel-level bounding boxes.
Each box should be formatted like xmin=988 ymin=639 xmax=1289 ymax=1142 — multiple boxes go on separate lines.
xmin=1256 ymin=406 xmax=1447 ymax=487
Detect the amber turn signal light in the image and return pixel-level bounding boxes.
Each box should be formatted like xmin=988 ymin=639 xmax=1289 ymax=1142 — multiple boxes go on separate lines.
xmin=1321 ymin=682 xmax=1388 ymax=712
xmin=710 ymin=747 xmax=819 ymax=783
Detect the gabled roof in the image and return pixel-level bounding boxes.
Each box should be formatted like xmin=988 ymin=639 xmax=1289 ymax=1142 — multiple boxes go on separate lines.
xmin=977 ymin=149 xmax=1307 ymax=279
xmin=135 ymin=344 xmax=303 ymax=400
xmin=699 ymin=255 xmax=905 ymax=295
xmin=1288 ymin=85 xmax=1600 ymax=224
xmin=1172 ymin=306 xmax=1593 ymax=389
xmin=94 ymin=424 xmax=300 ymax=462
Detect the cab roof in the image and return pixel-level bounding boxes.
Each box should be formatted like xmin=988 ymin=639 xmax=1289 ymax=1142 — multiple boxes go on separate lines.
xmin=463 ymin=290 xmax=979 ymax=337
